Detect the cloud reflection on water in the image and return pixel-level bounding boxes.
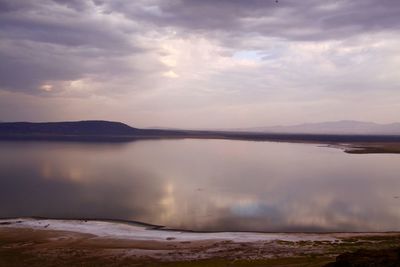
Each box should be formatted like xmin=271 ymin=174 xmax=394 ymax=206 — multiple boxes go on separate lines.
xmin=0 ymin=140 xmax=399 ymax=232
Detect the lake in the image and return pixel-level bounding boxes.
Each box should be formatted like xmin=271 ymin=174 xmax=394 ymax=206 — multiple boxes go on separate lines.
xmin=1 ymin=139 xmax=399 ymax=232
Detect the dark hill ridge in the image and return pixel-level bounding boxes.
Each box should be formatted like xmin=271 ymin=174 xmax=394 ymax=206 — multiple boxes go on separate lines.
xmin=0 ymin=120 xmax=192 ymax=141
xmin=0 ymin=121 xmax=139 ymax=136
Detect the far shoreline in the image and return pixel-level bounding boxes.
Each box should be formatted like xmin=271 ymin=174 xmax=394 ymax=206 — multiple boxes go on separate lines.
xmin=1 ymin=133 xmax=400 ymax=154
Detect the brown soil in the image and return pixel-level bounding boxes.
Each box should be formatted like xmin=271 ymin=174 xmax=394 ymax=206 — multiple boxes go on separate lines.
xmin=1 ymin=227 xmax=400 ymax=267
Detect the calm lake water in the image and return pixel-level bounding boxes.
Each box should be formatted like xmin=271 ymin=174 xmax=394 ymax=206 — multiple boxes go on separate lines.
xmin=1 ymin=139 xmax=400 ymax=232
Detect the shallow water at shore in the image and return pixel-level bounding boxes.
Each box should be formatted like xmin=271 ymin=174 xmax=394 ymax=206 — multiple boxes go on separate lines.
xmin=1 ymin=218 xmax=400 ymax=266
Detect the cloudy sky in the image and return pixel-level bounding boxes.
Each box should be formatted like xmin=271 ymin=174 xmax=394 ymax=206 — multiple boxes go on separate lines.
xmin=0 ymin=0 xmax=399 ymax=128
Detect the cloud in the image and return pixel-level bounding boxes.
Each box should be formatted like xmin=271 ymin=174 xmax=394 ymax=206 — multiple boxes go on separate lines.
xmin=0 ymin=0 xmax=400 ymax=126
xmin=0 ymin=0 xmax=164 ymax=95
xmin=104 ymin=0 xmax=400 ymax=41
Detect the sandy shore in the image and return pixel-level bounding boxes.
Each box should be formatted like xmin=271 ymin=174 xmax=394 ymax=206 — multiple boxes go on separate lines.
xmin=1 ymin=218 xmax=400 ymax=266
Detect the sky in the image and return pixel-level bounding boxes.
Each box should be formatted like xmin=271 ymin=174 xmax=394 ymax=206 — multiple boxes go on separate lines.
xmin=0 ymin=0 xmax=400 ymax=128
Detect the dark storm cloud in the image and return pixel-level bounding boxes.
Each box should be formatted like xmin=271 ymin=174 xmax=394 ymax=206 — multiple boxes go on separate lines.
xmin=105 ymin=0 xmax=400 ymax=41
xmin=0 ymin=0 xmax=148 ymax=94
xmin=0 ymin=45 xmax=80 ymax=93
xmin=0 ymin=1 xmax=133 ymax=50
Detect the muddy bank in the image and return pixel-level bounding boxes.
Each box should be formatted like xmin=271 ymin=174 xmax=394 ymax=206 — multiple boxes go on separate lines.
xmin=342 ymin=142 xmax=400 ymax=154
xmin=1 ymin=218 xmax=400 ymax=266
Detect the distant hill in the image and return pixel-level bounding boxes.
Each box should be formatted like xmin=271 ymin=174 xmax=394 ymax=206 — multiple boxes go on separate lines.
xmin=0 ymin=121 xmax=197 ymax=141
xmin=0 ymin=121 xmax=140 ymax=136
xmin=235 ymin=121 xmax=400 ymax=135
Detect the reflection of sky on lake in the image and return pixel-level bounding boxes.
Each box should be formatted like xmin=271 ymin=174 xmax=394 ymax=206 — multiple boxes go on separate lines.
xmin=0 ymin=140 xmax=400 ymax=232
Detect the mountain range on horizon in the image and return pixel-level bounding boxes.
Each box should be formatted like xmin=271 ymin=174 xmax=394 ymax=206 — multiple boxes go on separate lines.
xmin=232 ymin=120 xmax=400 ymax=135
xmin=148 ymin=120 xmax=400 ymax=135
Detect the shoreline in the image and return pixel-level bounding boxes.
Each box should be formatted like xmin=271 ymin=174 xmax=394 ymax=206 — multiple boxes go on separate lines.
xmin=0 ymin=218 xmax=345 ymax=242
xmin=2 ymin=135 xmax=400 ymax=154
xmin=2 ymin=217 xmax=400 ymax=235
xmin=1 ymin=218 xmax=400 ymax=266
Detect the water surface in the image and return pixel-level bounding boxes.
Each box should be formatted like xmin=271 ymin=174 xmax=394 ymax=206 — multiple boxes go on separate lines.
xmin=1 ymin=139 xmax=399 ymax=232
